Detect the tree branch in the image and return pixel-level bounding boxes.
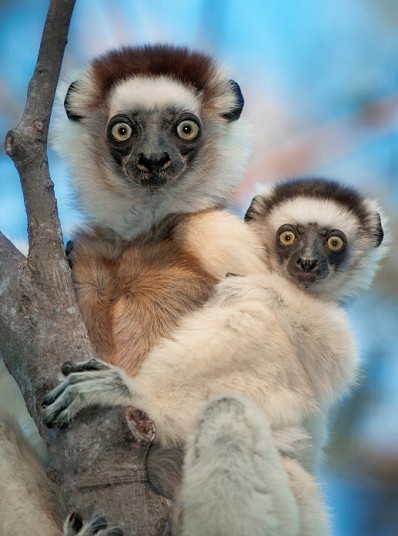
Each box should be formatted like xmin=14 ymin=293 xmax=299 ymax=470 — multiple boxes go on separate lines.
xmin=1 ymin=1 xmax=170 ymax=531
xmin=5 ymin=0 xmax=75 ymax=276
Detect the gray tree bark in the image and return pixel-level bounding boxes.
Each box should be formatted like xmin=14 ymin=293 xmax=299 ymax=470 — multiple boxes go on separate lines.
xmin=1 ymin=1 xmax=170 ymax=533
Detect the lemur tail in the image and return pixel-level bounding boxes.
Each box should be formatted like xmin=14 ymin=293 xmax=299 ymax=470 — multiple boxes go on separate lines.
xmin=177 ymin=394 xmax=299 ymax=536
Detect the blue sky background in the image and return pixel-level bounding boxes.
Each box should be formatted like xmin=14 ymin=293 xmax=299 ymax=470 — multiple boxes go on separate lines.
xmin=1 ymin=1 xmax=397 ymax=534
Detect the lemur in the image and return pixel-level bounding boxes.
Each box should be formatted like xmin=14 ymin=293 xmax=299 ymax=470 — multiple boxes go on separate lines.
xmin=52 ymin=44 xmax=266 ymax=377
xmin=51 ymin=44 xmax=270 ymax=502
xmin=43 ymin=178 xmax=389 ymax=536
xmin=1 ymin=45 xmax=266 ymax=536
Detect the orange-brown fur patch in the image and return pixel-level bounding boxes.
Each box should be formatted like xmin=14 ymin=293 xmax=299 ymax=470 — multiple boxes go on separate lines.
xmin=70 ymin=212 xmax=218 ymax=376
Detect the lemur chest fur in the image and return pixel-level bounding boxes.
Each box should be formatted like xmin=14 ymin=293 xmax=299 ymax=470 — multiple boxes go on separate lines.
xmin=70 ymin=211 xmax=218 ymax=375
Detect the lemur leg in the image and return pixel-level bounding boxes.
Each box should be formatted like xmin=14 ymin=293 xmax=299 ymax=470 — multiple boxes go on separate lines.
xmin=177 ymin=394 xmax=299 ymax=536
xmin=42 ymin=298 xmax=267 ymax=436
xmin=43 ymin=300 xmax=284 ymax=442
xmin=281 ymin=457 xmax=330 ymax=536
xmin=0 ymin=414 xmax=61 ymax=536
xmin=177 ymin=394 xmax=330 ymax=536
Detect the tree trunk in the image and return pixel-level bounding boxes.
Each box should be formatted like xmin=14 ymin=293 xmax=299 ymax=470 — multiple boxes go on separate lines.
xmin=1 ymin=1 xmax=170 ymax=533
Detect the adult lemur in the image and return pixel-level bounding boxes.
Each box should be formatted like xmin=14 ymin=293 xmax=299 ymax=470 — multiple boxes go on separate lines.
xmin=1 ymin=44 xmax=265 ymax=536
xmin=52 ymin=44 xmax=267 ymax=503
xmin=43 ymin=178 xmax=389 ymax=536
xmin=53 ymin=43 xmax=265 ymax=378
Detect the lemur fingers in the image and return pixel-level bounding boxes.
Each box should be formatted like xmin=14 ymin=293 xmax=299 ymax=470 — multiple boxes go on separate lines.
xmin=62 ymin=358 xmax=109 ymax=375
xmin=63 ymin=511 xmax=124 ymax=536
xmin=42 ymin=359 xmax=136 ymax=428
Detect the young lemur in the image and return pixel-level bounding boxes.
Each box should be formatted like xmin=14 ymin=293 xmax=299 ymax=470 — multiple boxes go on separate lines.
xmin=43 ymin=178 xmax=389 ymax=536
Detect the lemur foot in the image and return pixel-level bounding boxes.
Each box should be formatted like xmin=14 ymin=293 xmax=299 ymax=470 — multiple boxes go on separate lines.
xmin=63 ymin=511 xmax=124 ymax=536
xmin=42 ymin=358 xmax=133 ymax=429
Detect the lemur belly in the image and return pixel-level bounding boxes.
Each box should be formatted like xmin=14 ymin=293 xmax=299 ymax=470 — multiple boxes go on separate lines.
xmin=70 ymin=214 xmax=217 ymax=376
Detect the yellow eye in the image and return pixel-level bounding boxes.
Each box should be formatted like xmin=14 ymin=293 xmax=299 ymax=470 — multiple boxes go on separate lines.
xmin=327 ymin=235 xmax=345 ymax=252
xmin=111 ymin=122 xmax=132 ymax=142
xmin=176 ymin=120 xmax=200 ymax=140
xmin=279 ymin=230 xmax=296 ymax=246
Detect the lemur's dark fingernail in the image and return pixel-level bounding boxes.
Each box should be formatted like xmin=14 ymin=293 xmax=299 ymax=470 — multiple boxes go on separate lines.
xmin=68 ymin=511 xmax=83 ymax=531
xmin=62 ymin=361 xmax=74 ymax=375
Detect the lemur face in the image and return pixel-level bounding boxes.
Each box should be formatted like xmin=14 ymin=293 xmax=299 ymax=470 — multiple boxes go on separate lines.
xmin=274 ymin=222 xmax=348 ymax=287
xmin=245 ymin=178 xmax=387 ymax=302
xmin=107 ymin=110 xmax=200 ymax=190
xmin=104 ymin=76 xmax=204 ymax=190
xmin=59 ymin=45 xmax=245 ymax=191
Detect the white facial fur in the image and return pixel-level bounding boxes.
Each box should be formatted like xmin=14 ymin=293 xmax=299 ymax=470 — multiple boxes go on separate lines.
xmin=267 ymin=197 xmax=360 ymax=235
xmin=109 ymin=76 xmax=201 ymax=117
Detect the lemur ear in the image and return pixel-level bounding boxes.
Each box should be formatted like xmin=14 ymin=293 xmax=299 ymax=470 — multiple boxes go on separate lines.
xmin=222 ymin=80 xmax=244 ymax=122
xmin=244 ymin=194 xmax=264 ymax=222
xmin=64 ymin=81 xmax=84 ymax=122
xmin=374 ymin=212 xmax=384 ymax=247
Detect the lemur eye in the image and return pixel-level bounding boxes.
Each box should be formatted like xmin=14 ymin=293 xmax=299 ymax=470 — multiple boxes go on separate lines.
xmin=176 ymin=120 xmax=200 ymax=141
xmin=327 ymin=235 xmax=345 ymax=252
xmin=111 ymin=122 xmax=132 ymax=142
xmin=279 ymin=230 xmax=296 ymax=246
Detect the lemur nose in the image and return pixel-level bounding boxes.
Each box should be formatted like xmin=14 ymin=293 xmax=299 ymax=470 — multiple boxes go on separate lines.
xmin=137 ymin=153 xmax=171 ymax=172
xmin=297 ymin=258 xmax=319 ymax=273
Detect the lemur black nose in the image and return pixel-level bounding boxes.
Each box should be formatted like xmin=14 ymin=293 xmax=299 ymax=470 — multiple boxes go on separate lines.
xmin=297 ymin=258 xmax=319 ymax=273
xmin=137 ymin=153 xmax=171 ymax=172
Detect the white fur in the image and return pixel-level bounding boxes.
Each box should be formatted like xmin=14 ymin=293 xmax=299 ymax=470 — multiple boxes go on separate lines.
xmin=268 ymin=197 xmax=360 ymax=238
xmin=0 ymin=414 xmax=126 ymax=535
xmin=132 ymin=272 xmax=358 ymax=449
xmin=176 ymin=210 xmax=266 ymax=279
xmin=0 ymin=415 xmax=61 ymax=536
xmin=109 ymin=76 xmax=201 ymax=117
xmin=179 ymin=394 xmax=300 ymax=536
xmin=179 ymin=394 xmax=329 ymax=536
xmin=42 ymin=270 xmax=359 ymax=535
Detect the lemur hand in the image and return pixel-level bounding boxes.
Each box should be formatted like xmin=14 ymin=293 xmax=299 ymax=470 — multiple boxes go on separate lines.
xmin=42 ymin=358 xmax=135 ymax=428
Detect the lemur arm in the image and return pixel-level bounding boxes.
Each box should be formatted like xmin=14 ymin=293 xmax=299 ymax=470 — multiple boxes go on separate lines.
xmin=42 ymin=296 xmax=268 ymax=446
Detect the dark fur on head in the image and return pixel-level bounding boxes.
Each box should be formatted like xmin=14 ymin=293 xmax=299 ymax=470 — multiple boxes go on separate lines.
xmin=64 ymin=44 xmax=244 ymax=123
xmin=245 ymin=177 xmax=384 ymax=247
